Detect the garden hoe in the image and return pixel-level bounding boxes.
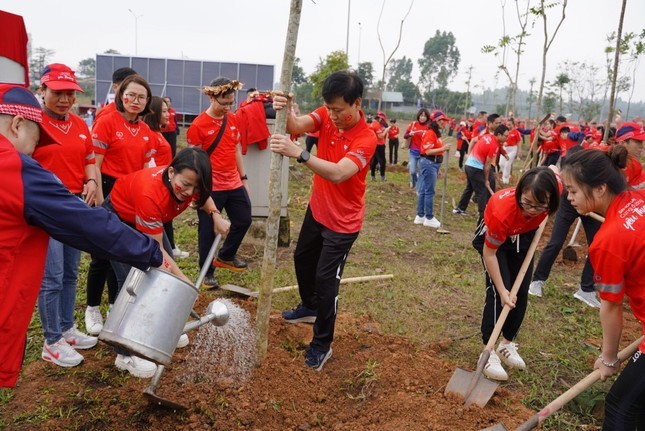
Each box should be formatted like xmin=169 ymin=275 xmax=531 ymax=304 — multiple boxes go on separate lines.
xmin=144 ymin=236 xmax=229 ymax=410
xmin=437 ymin=149 xmax=450 ymax=234
xmin=445 ymin=217 xmax=548 ymax=408
xmin=484 ymin=336 xmax=643 ymax=431
xmin=562 ymin=218 xmax=582 ymax=262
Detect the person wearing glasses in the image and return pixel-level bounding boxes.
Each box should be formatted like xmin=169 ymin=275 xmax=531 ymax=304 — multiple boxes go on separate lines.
xmin=84 ymin=74 xmax=155 ymax=340
xmin=472 ymin=166 xmax=561 ymax=381
xmin=186 ymin=77 xmax=251 ymax=290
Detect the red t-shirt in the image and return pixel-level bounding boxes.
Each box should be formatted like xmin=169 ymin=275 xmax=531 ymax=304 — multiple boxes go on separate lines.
xmin=387 ymin=125 xmax=399 ymax=140
xmin=404 ymin=121 xmax=429 ymax=152
xmin=590 ymin=190 xmax=645 ymax=352
xmin=483 ymin=187 xmax=548 ymax=249
xmin=151 ymin=131 xmax=173 ymax=166
xmin=420 ymin=129 xmax=445 ymax=156
xmin=161 ymin=107 xmax=178 ymax=133
xmin=307 ymin=108 xmax=377 ymax=233
xmin=92 ymin=110 xmax=153 ymax=178
xmin=624 ymin=155 xmax=645 ymax=188
xmin=186 ymin=111 xmax=243 ymax=192
xmin=469 ymin=133 xmax=499 ymax=165
xmin=110 ymin=166 xmax=193 ymax=235
xmin=94 ymin=102 xmax=116 ymax=123
xmin=370 ymin=120 xmax=387 ymax=145
xmin=538 ymin=130 xmax=558 ymax=154
xmin=33 ymin=112 xmax=95 ymax=193
xmin=505 ymin=128 xmax=522 ymax=147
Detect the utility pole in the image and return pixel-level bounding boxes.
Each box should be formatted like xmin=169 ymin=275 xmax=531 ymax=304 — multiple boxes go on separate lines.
xmin=128 ymin=9 xmax=143 ymax=56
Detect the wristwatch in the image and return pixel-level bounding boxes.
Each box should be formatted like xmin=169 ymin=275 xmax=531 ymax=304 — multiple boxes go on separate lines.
xmin=297 ymin=149 xmax=311 ymax=163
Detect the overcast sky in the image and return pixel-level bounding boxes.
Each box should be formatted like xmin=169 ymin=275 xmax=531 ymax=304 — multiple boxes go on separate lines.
xmin=3 ymin=0 xmax=645 ymax=111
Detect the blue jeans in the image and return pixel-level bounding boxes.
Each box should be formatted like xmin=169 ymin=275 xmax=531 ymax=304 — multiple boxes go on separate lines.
xmin=37 ymin=238 xmax=82 ymax=345
xmin=409 ymin=151 xmax=420 ymax=187
xmin=416 ymin=157 xmax=441 ymax=219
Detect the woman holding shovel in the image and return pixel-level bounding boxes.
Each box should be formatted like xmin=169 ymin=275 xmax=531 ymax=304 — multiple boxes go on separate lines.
xmin=472 ymin=166 xmax=561 ymax=381
xmin=562 ymin=143 xmax=645 ymax=430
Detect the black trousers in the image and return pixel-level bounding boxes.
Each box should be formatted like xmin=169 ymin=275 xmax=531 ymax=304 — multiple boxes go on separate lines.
xmin=532 ymin=192 xmax=601 ymax=292
xmin=294 ymin=206 xmax=359 ymax=351
xmin=162 ymin=130 xmax=178 ymax=158
xmin=603 ymin=350 xmax=645 ymax=430
xmin=457 ymin=165 xmax=496 ymax=217
xmin=458 ymin=141 xmax=469 ymax=169
xmin=473 ymin=220 xmax=535 ymax=345
xmin=197 ymin=186 xmax=252 ymax=275
xmin=370 ymin=145 xmax=386 ymax=177
xmin=86 ymin=173 xmax=118 ymax=307
xmin=305 ymin=135 xmax=318 ymax=152
xmin=388 ymin=138 xmax=399 ymax=164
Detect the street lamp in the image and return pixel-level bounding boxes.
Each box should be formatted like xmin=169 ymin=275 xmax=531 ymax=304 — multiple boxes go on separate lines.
xmin=357 ymin=22 xmax=362 ymax=67
xmin=128 ymin=8 xmax=143 ymax=56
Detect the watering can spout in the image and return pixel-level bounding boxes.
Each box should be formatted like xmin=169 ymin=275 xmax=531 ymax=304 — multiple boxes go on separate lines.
xmin=206 ymin=300 xmax=229 ymax=326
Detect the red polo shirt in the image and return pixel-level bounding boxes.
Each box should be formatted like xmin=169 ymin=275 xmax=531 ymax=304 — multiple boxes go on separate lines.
xmin=387 ymin=124 xmax=399 ymax=139
xmin=92 ymin=110 xmax=153 ymax=178
xmin=110 ymin=166 xmax=193 ymax=235
xmin=186 ymin=111 xmax=243 ymax=192
xmin=404 ymin=121 xmax=429 ymax=152
xmin=370 ymin=120 xmax=387 ymax=145
xmin=420 ymin=129 xmax=445 ymax=156
xmin=590 ymin=190 xmax=645 ymax=352
xmin=33 ymin=112 xmax=95 ymax=193
xmin=505 ymin=128 xmax=522 ymax=147
xmin=307 ymin=108 xmax=377 ymax=233
xmin=151 ymin=131 xmax=173 ymax=166
xmin=469 ymin=133 xmax=499 ymax=165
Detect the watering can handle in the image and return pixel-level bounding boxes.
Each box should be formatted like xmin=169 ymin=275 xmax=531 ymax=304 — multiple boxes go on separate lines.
xmin=194 ymin=234 xmax=222 ymax=289
xmin=125 ymin=268 xmax=146 ymax=298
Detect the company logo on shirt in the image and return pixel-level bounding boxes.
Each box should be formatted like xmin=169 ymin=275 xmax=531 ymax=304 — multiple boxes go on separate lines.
xmin=619 ymin=197 xmax=645 ymax=231
xmin=124 ymin=125 xmax=140 ymax=137
xmin=116 ymin=131 xmax=124 ymax=140
xmin=47 ymin=120 xmax=72 ymax=135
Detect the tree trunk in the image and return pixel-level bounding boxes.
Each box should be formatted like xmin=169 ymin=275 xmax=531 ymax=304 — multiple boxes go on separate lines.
xmin=605 ymin=0 xmax=627 ymax=141
xmin=255 ymin=0 xmax=302 ymax=365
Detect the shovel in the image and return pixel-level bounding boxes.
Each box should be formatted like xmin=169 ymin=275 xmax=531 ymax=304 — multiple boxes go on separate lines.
xmin=562 ymin=218 xmax=582 ymax=262
xmin=437 ymin=149 xmax=450 ymax=234
xmin=446 ymin=217 xmax=548 ymax=407
xmin=510 ymin=336 xmax=643 ymax=431
xmin=144 ymin=235 xmax=226 ymax=410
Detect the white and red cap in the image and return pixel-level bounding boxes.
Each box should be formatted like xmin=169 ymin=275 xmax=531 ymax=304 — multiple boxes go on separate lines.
xmin=40 ymin=63 xmax=84 ymax=92
xmin=0 ymin=84 xmax=59 ymax=146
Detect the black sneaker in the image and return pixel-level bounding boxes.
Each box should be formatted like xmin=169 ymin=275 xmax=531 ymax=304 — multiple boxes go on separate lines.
xmin=452 ymin=207 xmax=467 ymax=216
xmin=202 ymin=275 xmax=219 ymax=290
xmin=282 ymin=303 xmax=317 ymax=323
xmin=305 ymin=346 xmax=332 ymax=371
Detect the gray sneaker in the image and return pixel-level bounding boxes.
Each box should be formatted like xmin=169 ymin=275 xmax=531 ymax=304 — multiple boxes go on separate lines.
xmin=528 ymin=280 xmax=544 ymax=297
xmin=573 ymin=288 xmax=600 ymax=308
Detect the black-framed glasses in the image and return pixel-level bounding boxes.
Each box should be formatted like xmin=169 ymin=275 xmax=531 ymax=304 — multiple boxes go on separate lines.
xmin=124 ymin=92 xmax=149 ymax=103
xmin=215 ymin=97 xmax=236 ymax=107
xmin=520 ymin=200 xmax=548 ymax=211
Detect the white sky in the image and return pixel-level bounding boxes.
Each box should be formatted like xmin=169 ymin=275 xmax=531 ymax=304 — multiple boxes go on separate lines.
xmin=3 ymin=0 xmax=645 ymax=107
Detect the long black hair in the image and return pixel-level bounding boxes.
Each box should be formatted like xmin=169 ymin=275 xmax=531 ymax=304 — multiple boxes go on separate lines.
xmin=163 ymin=147 xmax=212 ymax=207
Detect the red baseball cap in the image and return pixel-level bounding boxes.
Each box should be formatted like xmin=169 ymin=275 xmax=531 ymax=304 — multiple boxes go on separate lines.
xmin=0 ymin=84 xmax=59 ymax=146
xmin=376 ymin=111 xmax=387 ymax=121
xmin=40 ymin=63 xmax=84 ymax=92
xmin=615 ymin=122 xmax=645 ymax=142
xmin=430 ymin=110 xmax=450 ymax=122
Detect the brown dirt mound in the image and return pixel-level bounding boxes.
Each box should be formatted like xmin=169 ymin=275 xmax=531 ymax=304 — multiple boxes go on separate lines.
xmin=3 ymin=297 xmax=534 ymax=431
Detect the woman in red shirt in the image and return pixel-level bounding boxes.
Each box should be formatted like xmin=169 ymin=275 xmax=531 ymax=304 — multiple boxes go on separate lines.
xmin=370 ymin=111 xmax=389 ymax=181
xmin=472 ymin=167 xmax=560 ymax=381
xmin=562 ymin=145 xmax=645 ymax=429
xmin=33 ymin=63 xmax=99 ymax=368
xmin=404 ymin=108 xmax=431 ymax=189
xmin=85 ymin=74 xmax=155 ymax=336
xmin=105 ymin=147 xmax=230 ymax=378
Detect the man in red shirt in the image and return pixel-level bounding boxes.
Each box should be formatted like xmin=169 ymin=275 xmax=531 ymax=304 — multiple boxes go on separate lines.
xmin=387 ymin=118 xmax=400 ymax=165
xmin=187 ymin=77 xmax=251 ymax=289
xmin=270 ymin=71 xmax=377 ymax=371
xmin=370 ymin=111 xmax=388 ymax=180
xmin=94 ymin=67 xmax=137 ymax=123
xmin=161 ymin=96 xmax=179 ymax=157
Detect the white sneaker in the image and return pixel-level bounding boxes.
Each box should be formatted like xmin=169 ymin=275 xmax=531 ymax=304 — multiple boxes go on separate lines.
xmin=173 ymin=247 xmax=190 ymax=259
xmin=42 ymin=338 xmax=84 ymax=368
xmin=573 ymin=288 xmax=600 ymax=308
xmin=528 ymin=280 xmax=544 ymax=298
xmin=85 ymin=306 xmax=103 ymax=335
xmin=423 ymin=217 xmax=441 ymax=228
xmin=176 ymin=334 xmax=189 ymax=349
xmin=496 ymin=342 xmax=526 ymax=369
xmin=62 ymin=325 xmax=98 ymax=350
xmin=115 ymin=354 xmax=157 ymax=378
xmin=482 ymin=351 xmax=508 ymax=381
xmin=413 ymin=215 xmax=425 ymax=225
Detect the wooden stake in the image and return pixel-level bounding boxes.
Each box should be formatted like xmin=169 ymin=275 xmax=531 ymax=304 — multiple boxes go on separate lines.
xmin=255 ymin=0 xmax=302 ymax=365
xmin=272 ymin=274 xmax=395 ymax=294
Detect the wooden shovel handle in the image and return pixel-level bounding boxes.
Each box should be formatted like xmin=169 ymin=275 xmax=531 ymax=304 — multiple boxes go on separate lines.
xmin=586 ymin=212 xmax=605 ymax=223
xmin=516 ymin=336 xmax=643 ymax=431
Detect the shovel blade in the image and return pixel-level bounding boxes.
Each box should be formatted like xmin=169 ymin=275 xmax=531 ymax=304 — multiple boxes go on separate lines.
xmin=480 ymin=424 xmax=509 ymax=431
xmin=445 ymin=368 xmax=499 ymax=407
xmin=562 ymin=246 xmax=578 ymax=262
xmin=144 ymin=388 xmax=188 ymax=411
